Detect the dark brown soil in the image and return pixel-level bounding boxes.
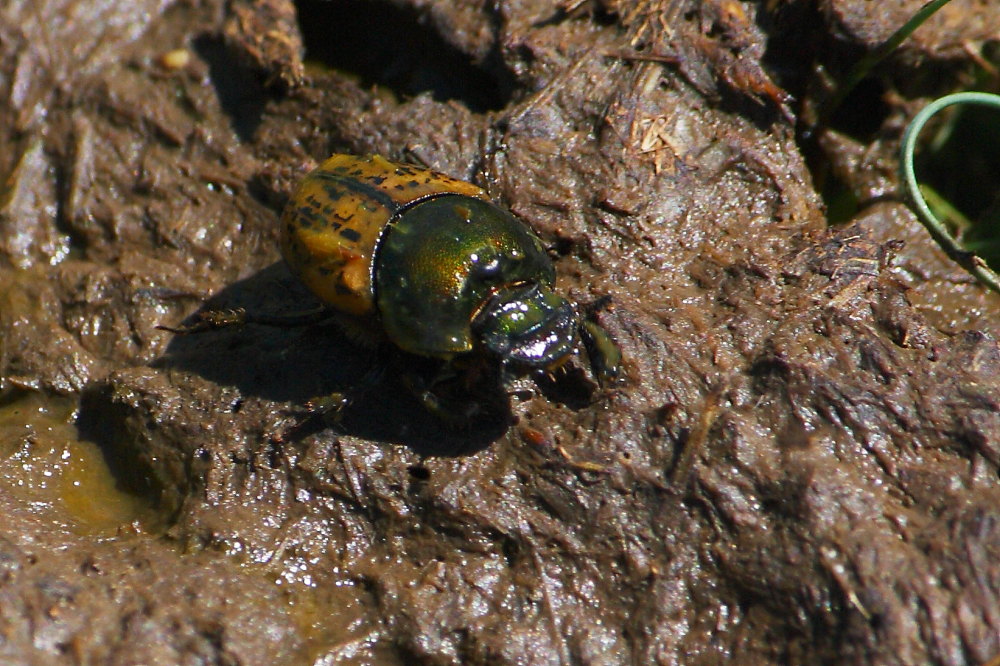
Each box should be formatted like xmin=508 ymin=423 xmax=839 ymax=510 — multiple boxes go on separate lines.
xmin=0 ymin=0 xmax=997 ymax=663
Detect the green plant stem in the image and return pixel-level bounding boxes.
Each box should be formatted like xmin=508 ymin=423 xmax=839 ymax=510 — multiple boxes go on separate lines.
xmin=899 ymin=92 xmax=1000 ymax=294
xmin=821 ymin=0 xmax=954 ymax=124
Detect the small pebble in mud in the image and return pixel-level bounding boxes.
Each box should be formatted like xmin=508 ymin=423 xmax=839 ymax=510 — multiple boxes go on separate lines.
xmin=158 ymin=49 xmax=191 ymax=70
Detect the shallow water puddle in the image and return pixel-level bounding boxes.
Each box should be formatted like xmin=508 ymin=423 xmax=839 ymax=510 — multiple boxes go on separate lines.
xmin=0 ymin=391 xmax=153 ymax=538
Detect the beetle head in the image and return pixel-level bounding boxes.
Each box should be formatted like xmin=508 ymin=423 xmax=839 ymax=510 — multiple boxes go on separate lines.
xmin=472 ymin=283 xmax=579 ymax=370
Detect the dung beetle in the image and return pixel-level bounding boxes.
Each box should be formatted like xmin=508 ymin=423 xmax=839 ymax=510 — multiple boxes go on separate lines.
xmin=282 ymin=153 xmax=617 ymax=384
xmin=168 ymin=154 xmax=621 ymax=419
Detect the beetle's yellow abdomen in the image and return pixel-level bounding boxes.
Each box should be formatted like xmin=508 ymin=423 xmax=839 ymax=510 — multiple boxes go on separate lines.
xmin=279 ymin=154 xmax=487 ymax=316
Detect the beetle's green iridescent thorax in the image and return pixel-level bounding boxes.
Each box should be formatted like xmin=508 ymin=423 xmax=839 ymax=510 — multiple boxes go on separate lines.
xmin=375 ymin=194 xmax=561 ymax=359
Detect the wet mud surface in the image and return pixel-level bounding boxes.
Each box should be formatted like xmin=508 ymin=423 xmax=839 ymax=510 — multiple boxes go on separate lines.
xmin=1 ymin=0 xmax=998 ymax=663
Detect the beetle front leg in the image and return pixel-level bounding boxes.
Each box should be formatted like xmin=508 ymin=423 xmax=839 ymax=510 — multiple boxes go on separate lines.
xmin=579 ymin=319 xmax=622 ymax=387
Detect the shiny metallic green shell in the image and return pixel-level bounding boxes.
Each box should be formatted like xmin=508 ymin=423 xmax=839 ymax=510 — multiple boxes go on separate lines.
xmin=376 ymin=196 xmax=555 ymax=356
xmin=280 ymin=154 xmax=557 ymax=357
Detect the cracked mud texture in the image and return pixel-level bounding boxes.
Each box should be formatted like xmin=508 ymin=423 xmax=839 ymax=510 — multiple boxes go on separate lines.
xmin=1 ymin=0 xmax=998 ymax=664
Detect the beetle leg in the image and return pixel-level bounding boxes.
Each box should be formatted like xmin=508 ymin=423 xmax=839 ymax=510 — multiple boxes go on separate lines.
xmin=400 ymin=362 xmax=484 ymax=423
xmin=303 ymin=392 xmax=353 ymax=422
xmin=579 ymin=319 xmax=622 ymax=387
xmin=240 ymin=306 xmax=331 ymax=327
xmin=156 ymin=307 xmax=250 ymax=333
xmin=306 ymin=362 xmax=386 ymax=422
xmin=270 ymin=390 xmax=352 ymax=444
xmin=159 ymin=305 xmax=331 ymax=334
xmin=272 ymin=362 xmax=386 ymax=442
